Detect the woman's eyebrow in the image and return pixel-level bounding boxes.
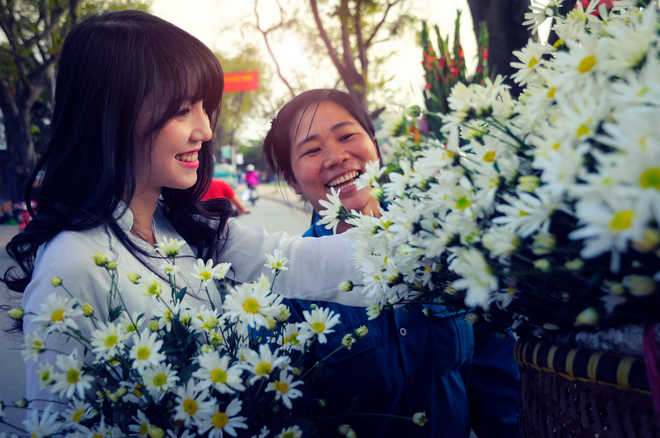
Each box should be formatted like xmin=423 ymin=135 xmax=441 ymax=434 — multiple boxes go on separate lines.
xmin=295 ymin=121 xmax=357 ymax=149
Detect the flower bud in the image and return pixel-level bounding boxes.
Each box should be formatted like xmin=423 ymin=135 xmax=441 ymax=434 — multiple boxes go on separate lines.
xmin=533 ymin=258 xmax=552 ymax=273
xmin=200 ymin=345 xmax=214 ymax=355
xmin=575 ymin=307 xmax=599 ymax=326
xmin=15 ymin=398 xmax=28 ymax=408
xmin=623 ymin=275 xmax=656 ymax=297
xmin=115 ymin=387 xmax=128 ymax=397
xmin=148 ymin=320 xmax=159 ymax=332
xmin=82 ymin=302 xmax=94 ymax=317
xmin=632 ymin=229 xmax=660 ymax=252
xmin=93 ymin=252 xmax=108 ymax=266
xmin=276 ymin=307 xmax=291 ymax=323
xmin=354 ymin=326 xmax=369 ymax=339
xmin=148 ymin=427 xmax=165 ymax=438
xmin=292 ymin=367 xmax=303 ymax=376
xmin=342 ymin=334 xmax=356 ymax=350
xmin=128 ymin=273 xmax=141 ymax=284
xmin=564 ymin=258 xmax=584 ymax=271
xmin=464 ymin=313 xmax=479 ymax=324
xmin=413 ymin=411 xmax=428 ymax=426
xmin=8 ymin=307 xmax=24 ymax=320
xmin=106 ymin=261 xmax=118 ymax=271
xmin=318 ymin=399 xmax=327 ymax=408
xmin=518 ymin=175 xmax=540 ymax=192
xmin=209 ymin=331 xmax=223 ymax=345
xmin=338 ymin=280 xmax=354 ymax=292
xmin=51 ymin=277 xmax=62 ymax=287
xmin=532 ymin=232 xmax=556 ymax=255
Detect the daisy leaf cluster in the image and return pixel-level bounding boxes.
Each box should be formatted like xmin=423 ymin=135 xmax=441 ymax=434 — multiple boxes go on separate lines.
xmin=2 ymin=246 xmax=377 ymax=437
xmin=339 ymin=0 xmax=660 ymax=332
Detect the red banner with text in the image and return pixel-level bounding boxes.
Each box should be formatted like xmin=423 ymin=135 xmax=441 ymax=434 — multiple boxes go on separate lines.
xmin=224 ymin=70 xmax=259 ymax=92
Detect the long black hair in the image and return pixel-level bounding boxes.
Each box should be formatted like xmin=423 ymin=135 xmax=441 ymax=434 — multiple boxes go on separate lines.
xmin=4 ymin=10 xmax=232 ymax=294
xmin=262 ymin=89 xmax=378 ymax=185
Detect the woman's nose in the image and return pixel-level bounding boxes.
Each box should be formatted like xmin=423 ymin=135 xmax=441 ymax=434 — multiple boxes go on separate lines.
xmin=191 ymin=104 xmax=213 ymax=142
xmin=324 ymin=141 xmax=350 ymax=167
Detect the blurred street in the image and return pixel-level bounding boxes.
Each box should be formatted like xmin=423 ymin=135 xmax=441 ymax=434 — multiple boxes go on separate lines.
xmin=0 ymin=183 xmax=313 ymax=433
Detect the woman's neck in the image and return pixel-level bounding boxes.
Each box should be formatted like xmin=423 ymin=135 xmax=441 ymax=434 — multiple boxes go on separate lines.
xmin=127 ymin=191 xmax=160 ymax=246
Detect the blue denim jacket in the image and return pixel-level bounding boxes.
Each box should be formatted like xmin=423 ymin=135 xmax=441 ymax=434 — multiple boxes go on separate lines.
xmin=281 ymin=217 xmax=521 ymax=437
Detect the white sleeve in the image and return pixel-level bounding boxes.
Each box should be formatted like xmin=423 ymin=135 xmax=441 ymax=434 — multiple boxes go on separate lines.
xmin=220 ymin=219 xmax=366 ymax=307
xmin=22 ymin=234 xmax=113 ymax=410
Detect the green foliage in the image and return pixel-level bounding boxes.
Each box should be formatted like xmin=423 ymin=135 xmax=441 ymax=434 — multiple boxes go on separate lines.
xmin=420 ymin=11 xmax=488 ymax=140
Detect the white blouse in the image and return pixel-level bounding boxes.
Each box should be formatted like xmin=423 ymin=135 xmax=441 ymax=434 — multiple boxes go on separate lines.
xmin=22 ymin=204 xmax=365 ymax=406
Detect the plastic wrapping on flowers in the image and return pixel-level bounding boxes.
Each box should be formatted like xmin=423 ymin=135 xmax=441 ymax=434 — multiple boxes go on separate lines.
xmin=329 ymin=0 xmax=660 ymax=334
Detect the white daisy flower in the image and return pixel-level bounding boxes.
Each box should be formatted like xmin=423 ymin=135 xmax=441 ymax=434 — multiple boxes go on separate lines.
xmin=191 ymin=307 xmax=222 ymax=333
xmin=118 ymin=311 xmax=145 ymax=335
xmin=62 ymin=398 xmax=94 ymax=429
xmin=142 ymin=362 xmax=179 ymax=401
xmin=129 ymin=329 xmax=167 ymax=373
xmin=298 ymin=306 xmax=341 ymax=344
xmin=159 ymin=260 xmax=181 ymax=278
xmin=193 ymin=259 xmax=231 ymax=283
xmin=22 ymin=404 xmax=60 ymax=438
xmin=129 ymin=410 xmax=153 ymax=437
xmin=356 ymin=160 xmax=387 ymax=190
xmin=140 ymin=273 xmax=164 ymax=300
xmin=265 ymin=249 xmax=289 ymax=274
xmin=51 ymin=348 xmax=94 ymax=399
xmin=156 ymin=236 xmax=186 ymax=257
xmin=90 ymin=321 xmax=131 ymax=360
xmin=511 ymin=40 xmax=552 ymax=86
xmin=36 ymin=362 xmax=55 ymax=389
xmin=193 ymin=352 xmax=245 ymax=394
xmin=243 ymin=344 xmax=289 ymax=385
xmin=31 ymin=293 xmax=83 ymax=334
xmin=275 ymin=323 xmax=307 ymax=352
xmin=173 ymin=382 xmax=215 ymax=427
xmin=223 ymin=281 xmax=283 ymax=329
xmin=317 ymin=187 xmax=345 ymax=233
xmin=448 ymin=247 xmax=498 ymax=309
xmin=275 ymin=424 xmax=303 ymax=438
xmin=493 ymin=189 xmax=560 ymax=238
xmin=266 ymin=369 xmax=304 ymax=409
xmin=22 ymin=331 xmax=46 ymax=362
xmin=198 ymin=398 xmax=248 ymax=438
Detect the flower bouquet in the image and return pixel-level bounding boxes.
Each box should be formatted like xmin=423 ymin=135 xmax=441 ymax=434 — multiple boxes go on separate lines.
xmin=321 ymin=0 xmax=660 ymax=335
xmin=0 ymin=242 xmax=377 ymax=438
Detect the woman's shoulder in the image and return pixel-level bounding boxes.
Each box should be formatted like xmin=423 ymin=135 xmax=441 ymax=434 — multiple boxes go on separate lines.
xmin=37 ymin=226 xmax=113 ymax=269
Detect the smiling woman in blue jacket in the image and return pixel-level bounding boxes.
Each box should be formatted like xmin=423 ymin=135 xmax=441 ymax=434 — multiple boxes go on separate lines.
xmin=262 ymin=89 xmax=521 ymax=438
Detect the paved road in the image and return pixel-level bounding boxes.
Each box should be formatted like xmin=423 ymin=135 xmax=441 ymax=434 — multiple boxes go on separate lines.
xmin=0 ymin=185 xmax=314 ymax=432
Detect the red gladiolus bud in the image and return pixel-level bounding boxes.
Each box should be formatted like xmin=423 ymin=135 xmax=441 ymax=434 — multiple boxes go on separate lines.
xmin=483 ymin=49 xmax=488 ymax=60
xmin=576 ymin=0 xmax=616 ymax=15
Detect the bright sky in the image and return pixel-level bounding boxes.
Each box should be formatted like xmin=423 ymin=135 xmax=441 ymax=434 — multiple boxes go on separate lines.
xmin=149 ymin=0 xmax=480 ymax=140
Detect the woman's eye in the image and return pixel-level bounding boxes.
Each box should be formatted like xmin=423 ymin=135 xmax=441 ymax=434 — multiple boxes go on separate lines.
xmin=302 ymin=147 xmax=321 ymax=157
xmin=176 ymin=107 xmax=191 ymax=117
xmin=340 ymin=133 xmax=355 ymax=142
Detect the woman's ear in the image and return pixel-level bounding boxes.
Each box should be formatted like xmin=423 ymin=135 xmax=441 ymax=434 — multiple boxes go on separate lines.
xmin=282 ymin=171 xmax=303 ymax=195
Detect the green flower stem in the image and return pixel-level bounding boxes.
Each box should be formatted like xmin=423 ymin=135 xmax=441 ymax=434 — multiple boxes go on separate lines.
xmin=299 ymin=342 xmax=347 ymax=381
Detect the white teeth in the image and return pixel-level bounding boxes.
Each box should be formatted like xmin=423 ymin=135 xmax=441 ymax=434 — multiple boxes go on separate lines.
xmin=328 ymin=171 xmax=359 ymax=188
xmin=176 ymin=152 xmax=198 ymax=162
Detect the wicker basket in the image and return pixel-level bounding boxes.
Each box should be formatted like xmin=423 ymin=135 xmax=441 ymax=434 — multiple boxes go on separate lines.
xmin=514 ymin=336 xmax=660 ymax=437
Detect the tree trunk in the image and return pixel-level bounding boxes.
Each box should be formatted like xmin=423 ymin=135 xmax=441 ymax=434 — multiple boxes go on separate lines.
xmin=2 ymin=104 xmax=37 ymax=204
xmin=466 ymin=0 xmax=534 ymax=97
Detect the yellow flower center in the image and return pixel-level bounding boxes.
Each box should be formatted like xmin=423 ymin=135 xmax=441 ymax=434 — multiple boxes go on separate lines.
xmin=290 ymin=333 xmax=300 ymax=345
xmin=576 ymin=124 xmax=590 ymax=137
xmin=256 ymin=362 xmax=272 ymax=376
xmin=211 ymin=369 xmax=227 ymax=384
xmin=105 ymin=334 xmax=118 ymax=348
xmin=134 ymin=384 xmax=144 ymax=397
xmin=139 ymin=423 xmax=149 ymax=435
xmin=311 ymin=322 xmax=326 ymax=333
xmin=274 ymin=381 xmax=289 ymax=394
xmin=137 ymin=347 xmax=151 ymax=360
xmin=67 ymin=368 xmax=80 ymax=383
xmin=610 ymin=210 xmax=634 ymax=231
xmin=283 ymin=432 xmax=296 ymax=438
xmin=212 ymin=412 xmax=229 ymax=429
xmin=72 ymin=410 xmax=84 ymax=423
xmin=183 ymin=398 xmax=198 ymax=415
xmin=456 ymin=196 xmax=472 ymax=210
xmin=640 ymin=168 xmax=660 ymax=190
xmin=127 ymin=324 xmax=137 ymax=333
xmin=483 ymin=151 xmax=496 ymax=162
xmin=200 ymin=272 xmax=212 ymax=281
xmin=527 ymin=57 xmax=538 ymax=68
xmin=578 ymin=55 xmax=596 ymax=73
xmin=519 ymin=210 xmax=528 ymax=217
xmin=40 ymin=371 xmax=50 ymax=382
xmin=153 ymin=373 xmax=167 ymax=387
xmin=546 ymin=87 xmax=556 ymax=98
xmin=51 ymin=309 xmax=65 ymax=322
xmin=243 ymin=299 xmax=260 ymax=314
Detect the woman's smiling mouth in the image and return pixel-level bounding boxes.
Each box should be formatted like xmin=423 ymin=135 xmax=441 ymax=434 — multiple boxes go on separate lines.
xmin=175 ymin=151 xmax=198 ymax=162
xmin=326 ymin=170 xmax=360 ymax=189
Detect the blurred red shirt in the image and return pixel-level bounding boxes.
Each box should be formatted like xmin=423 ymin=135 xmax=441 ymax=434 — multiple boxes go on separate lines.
xmin=202 ymin=178 xmax=236 ymax=201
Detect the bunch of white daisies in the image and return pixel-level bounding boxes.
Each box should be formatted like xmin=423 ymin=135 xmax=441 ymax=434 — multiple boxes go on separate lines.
xmin=3 ymin=242 xmax=356 ymax=438
xmin=322 ymin=0 xmax=660 ymax=331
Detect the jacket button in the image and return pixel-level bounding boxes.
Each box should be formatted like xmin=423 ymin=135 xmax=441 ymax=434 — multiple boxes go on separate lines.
xmin=399 ymin=327 xmax=407 ymax=337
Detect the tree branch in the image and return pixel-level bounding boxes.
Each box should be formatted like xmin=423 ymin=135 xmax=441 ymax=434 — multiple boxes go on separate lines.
xmin=365 ymin=0 xmax=402 ymax=48
xmin=310 ymin=0 xmax=348 ymax=80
